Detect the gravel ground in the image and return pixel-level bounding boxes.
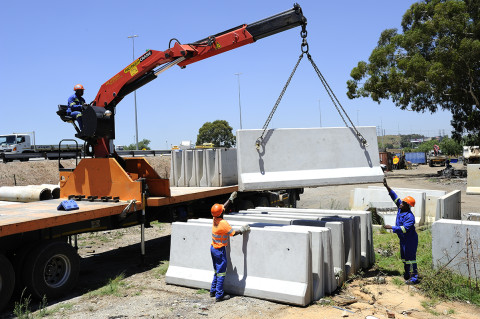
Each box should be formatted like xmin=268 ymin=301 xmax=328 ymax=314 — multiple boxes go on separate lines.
xmin=0 ymin=159 xmax=479 ymax=318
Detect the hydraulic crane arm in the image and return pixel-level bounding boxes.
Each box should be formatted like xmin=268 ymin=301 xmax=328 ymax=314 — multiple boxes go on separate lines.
xmin=59 ymin=4 xmax=306 ymax=158
xmin=94 ymin=4 xmax=306 ymax=109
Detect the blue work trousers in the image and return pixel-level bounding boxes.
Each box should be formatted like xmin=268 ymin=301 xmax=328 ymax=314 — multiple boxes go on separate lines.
xmin=210 ymin=245 xmax=227 ymax=299
xmin=400 ymin=232 xmax=418 ymax=278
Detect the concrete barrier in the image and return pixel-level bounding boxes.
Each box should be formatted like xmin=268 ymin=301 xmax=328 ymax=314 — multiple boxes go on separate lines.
xmin=350 ymin=188 xmax=426 ymax=226
xmin=224 ymin=214 xmax=346 ymax=287
xmin=253 ymin=207 xmax=374 ymax=268
xmin=236 ymin=127 xmax=384 ymax=191
xmin=170 ymin=150 xmax=183 ymax=186
xmin=368 ymin=186 xmax=446 ymax=224
xmin=432 ymin=219 xmax=480 ymax=277
xmin=166 ymin=222 xmax=313 ymax=305
xmin=466 ymin=164 xmax=480 ymax=195
xmin=233 ymin=211 xmax=360 ymax=276
xmin=188 ymin=218 xmax=336 ymax=296
xmin=435 ymin=190 xmax=461 ymax=220
xmin=177 ymin=150 xmax=194 ymax=187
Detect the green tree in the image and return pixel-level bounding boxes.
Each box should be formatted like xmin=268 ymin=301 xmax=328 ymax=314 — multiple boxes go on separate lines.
xmin=124 ymin=139 xmax=151 ymax=150
xmin=196 ymin=120 xmax=235 ymax=148
xmin=416 ymin=139 xmax=439 ymax=153
xmin=347 ymin=0 xmax=480 ymax=144
xmin=440 ymin=136 xmax=463 ymax=155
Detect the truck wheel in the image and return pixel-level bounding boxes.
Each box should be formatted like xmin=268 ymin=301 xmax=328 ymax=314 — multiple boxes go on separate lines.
xmin=254 ymin=197 xmax=270 ymax=208
xmin=238 ymin=199 xmax=254 ymax=211
xmin=23 ymin=241 xmax=79 ymax=300
xmin=0 ymin=253 xmax=15 ymax=313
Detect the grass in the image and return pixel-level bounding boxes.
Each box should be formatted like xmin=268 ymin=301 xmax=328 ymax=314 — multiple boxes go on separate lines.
xmin=13 ymin=291 xmax=72 ymax=318
xmin=374 ymin=227 xmax=480 ymax=306
xmin=87 ymin=273 xmax=128 ymax=297
xmin=153 ymin=260 xmax=170 ymax=278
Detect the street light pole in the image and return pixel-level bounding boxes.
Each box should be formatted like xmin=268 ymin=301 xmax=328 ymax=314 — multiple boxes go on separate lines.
xmin=128 ymin=34 xmax=139 ymax=150
xmin=234 ymin=73 xmax=243 ymax=129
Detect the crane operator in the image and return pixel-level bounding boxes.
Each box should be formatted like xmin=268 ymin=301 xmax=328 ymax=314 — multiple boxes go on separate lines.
xmin=67 ymin=84 xmax=86 ymax=130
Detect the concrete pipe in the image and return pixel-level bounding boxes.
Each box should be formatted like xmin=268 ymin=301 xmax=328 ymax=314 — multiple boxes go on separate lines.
xmin=0 ymin=186 xmax=52 ymax=202
xmin=40 ymin=184 xmax=61 ymax=199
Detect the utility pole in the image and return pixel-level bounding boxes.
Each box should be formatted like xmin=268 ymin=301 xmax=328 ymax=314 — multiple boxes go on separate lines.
xmin=234 ymin=73 xmax=243 ymax=129
xmin=128 ymin=34 xmax=139 ymax=150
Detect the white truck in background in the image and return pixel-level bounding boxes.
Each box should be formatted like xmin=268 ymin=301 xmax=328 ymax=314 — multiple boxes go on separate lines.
xmin=0 ymin=133 xmax=82 ymax=162
xmin=463 ymin=146 xmax=480 ymax=165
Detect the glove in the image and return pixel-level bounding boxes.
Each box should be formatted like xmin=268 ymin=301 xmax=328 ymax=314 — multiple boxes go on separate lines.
xmin=229 ymin=191 xmax=238 ymax=202
xmin=240 ymin=224 xmax=251 ymax=233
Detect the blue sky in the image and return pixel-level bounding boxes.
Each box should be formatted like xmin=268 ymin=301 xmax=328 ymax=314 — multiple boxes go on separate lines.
xmin=0 ymin=0 xmax=453 ymax=149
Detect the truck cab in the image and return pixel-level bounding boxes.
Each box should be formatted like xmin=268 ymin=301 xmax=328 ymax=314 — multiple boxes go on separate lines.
xmin=0 ymin=133 xmax=32 ymax=154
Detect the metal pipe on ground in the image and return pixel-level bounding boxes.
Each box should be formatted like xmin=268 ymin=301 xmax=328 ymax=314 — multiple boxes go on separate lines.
xmin=0 ymin=186 xmax=52 ymax=202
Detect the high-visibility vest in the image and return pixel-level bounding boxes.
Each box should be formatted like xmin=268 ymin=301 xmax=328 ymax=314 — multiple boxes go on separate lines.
xmin=212 ymin=218 xmax=235 ymax=249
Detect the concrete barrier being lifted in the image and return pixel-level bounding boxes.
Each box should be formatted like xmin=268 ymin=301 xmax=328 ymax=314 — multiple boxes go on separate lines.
xmin=236 ymin=127 xmax=384 ymax=191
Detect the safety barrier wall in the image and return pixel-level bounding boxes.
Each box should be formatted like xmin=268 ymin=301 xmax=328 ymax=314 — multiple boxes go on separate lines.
xmin=170 ymin=149 xmax=238 ymax=187
xmin=187 ymin=218 xmax=336 ymax=296
xmin=166 ymin=222 xmax=313 ymax=306
xmin=435 ymin=190 xmax=461 ymax=220
xmin=432 ymin=219 xmax=480 ymax=277
xmin=466 ymin=164 xmax=480 ymax=195
xmin=350 ymin=188 xmax=426 ymax=226
xmin=224 ymin=214 xmax=346 ymax=287
xmin=236 ymin=127 xmax=384 ymax=191
xmin=252 ymin=207 xmax=374 ymax=268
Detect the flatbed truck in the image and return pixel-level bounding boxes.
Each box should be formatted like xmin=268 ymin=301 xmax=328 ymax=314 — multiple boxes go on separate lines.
xmin=0 ymin=181 xmax=301 ymax=312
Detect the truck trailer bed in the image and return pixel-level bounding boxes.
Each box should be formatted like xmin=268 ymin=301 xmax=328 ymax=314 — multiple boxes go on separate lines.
xmin=0 ymin=186 xmax=238 ymax=238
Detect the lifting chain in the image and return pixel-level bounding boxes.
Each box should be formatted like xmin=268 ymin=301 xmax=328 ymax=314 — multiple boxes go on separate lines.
xmin=256 ymin=24 xmax=368 ymax=149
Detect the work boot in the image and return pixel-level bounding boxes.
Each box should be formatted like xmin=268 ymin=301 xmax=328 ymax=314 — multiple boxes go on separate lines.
xmin=210 ymin=291 xmax=216 ymax=297
xmin=406 ymin=274 xmax=419 ymax=285
xmin=215 ymin=294 xmax=231 ymax=302
xmin=403 ymin=272 xmax=411 ymax=280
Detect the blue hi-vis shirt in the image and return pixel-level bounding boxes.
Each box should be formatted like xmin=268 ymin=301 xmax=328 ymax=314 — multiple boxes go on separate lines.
xmin=67 ymin=93 xmax=85 ymax=113
xmin=388 ymin=189 xmax=416 ymax=240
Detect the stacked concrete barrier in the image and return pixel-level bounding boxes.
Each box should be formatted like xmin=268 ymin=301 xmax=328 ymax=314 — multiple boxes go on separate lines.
xmin=184 ymin=218 xmax=336 ymax=298
xmin=229 ymin=211 xmax=360 ymax=278
xmin=236 ymin=127 xmax=384 ymax=191
xmin=170 ymin=149 xmax=237 ymax=187
xmin=466 ymin=164 xmax=480 ymax=195
xmin=432 ymin=219 xmax=480 ymax=277
xmin=224 ymin=214 xmax=346 ymax=288
xmin=166 ymin=221 xmax=313 ymax=306
xmin=253 ymin=207 xmax=374 ymax=268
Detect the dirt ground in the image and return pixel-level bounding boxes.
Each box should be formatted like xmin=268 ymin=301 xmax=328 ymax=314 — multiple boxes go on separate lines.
xmin=0 ymin=158 xmax=479 ymax=319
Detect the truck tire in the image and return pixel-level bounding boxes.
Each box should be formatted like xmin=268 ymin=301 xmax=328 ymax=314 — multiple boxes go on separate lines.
xmin=0 ymin=253 xmax=15 ymax=313
xmin=23 ymin=241 xmax=79 ymax=300
xmin=254 ymin=196 xmax=270 ymax=208
xmin=238 ymin=199 xmax=254 ymax=211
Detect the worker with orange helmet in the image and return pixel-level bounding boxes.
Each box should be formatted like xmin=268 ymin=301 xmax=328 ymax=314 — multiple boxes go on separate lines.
xmin=383 ymin=178 xmax=419 ymax=284
xmin=67 ymin=84 xmax=86 ymax=130
xmin=210 ymin=191 xmax=250 ymax=302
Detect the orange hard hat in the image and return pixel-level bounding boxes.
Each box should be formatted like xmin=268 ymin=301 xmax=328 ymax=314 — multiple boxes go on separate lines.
xmin=402 ymin=196 xmax=416 ymax=207
xmin=73 ymin=84 xmax=85 ymax=91
xmin=211 ymin=204 xmax=224 ymax=217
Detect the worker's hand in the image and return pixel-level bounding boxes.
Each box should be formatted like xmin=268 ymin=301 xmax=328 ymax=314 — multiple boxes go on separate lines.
xmin=240 ymin=224 xmax=251 ymax=233
xmin=229 ymin=191 xmax=238 ymax=202
xmin=82 ymin=103 xmax=89 ymax=110
xmin=383 ymin=224 xmax=392 ymax=230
